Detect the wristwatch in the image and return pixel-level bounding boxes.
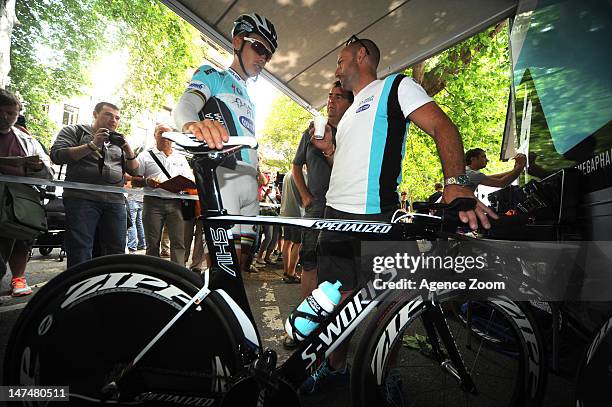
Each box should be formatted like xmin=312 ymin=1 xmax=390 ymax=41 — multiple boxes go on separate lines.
xmin=444 ymin=174 xmax=472 ymax=187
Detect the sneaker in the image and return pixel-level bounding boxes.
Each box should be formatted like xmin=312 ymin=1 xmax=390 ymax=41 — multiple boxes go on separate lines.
xmin=248 ymin=265 xmax=259 ymax=273
xmin=298 ymin=359 xmax=349 ymax=395
xmin=160 ymin=250 xmax=170 ymax=258
xmin=254 ymin=259 xmax=266 ymax=267
xmin=384 ymin=368 xmax=405 ymax=407
xmin=11 ymin=277 xmax=32 ymax=297
xmin=137 ymin=246 xmax=146 ymax=250
xmin=128 ymin=248 xmax=137 ymax=253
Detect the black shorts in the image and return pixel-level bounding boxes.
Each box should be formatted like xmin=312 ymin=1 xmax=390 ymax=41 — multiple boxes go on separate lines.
xmin=283 ymin=226 xmax=302 ymax=243
xmin=317 ymin=206 xmax=393 ymax=291
xmin=300 ymin=200 xmax=326 ymax=270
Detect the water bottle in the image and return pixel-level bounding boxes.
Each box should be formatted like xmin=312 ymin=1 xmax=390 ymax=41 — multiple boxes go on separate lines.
xmin=285 ymin=280 xmax=342 ymax=341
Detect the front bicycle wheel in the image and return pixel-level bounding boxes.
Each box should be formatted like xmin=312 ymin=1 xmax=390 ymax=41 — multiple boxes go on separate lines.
xmin=3 ymin=255 xmax=242 ymax=406
xmin=352 ymin=292 xmax=546 ymax=407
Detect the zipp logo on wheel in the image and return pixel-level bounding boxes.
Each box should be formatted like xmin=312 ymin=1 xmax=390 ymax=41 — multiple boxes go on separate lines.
xmin=61 ymin=273 xmax=192 ymax=309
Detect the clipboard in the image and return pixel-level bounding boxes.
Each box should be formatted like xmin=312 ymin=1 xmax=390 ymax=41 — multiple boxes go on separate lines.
xmin=157 ymin=175 xmax=196 ymax=193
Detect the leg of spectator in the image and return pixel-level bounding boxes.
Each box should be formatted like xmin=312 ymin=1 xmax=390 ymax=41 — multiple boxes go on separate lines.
xmin=127 ymin=200 xmax=138 ymax=252
xmin=190 ymin=219 xmax=205 ymax=271
xmin=161 ymin=225 xmax=170 ymax=256
xmin=288 ymin=242 xmax=301 ymax=277
xmin=63 ymin=197 xmax=103 ymax=268
xmin=282 ymin=238 xmax=291 ymax=275
xmin=167 ymin=201 xmax=186 ymax=266
xmin=264 ymin=226 xmax=280 ymax=262
xmin=256 ymin=224 xmax=273 ymax=262
xmin=143 ymin=197 xmax=164 ymax=257
xmin=183 ymin=218 xmax=195 ymax=266
xmin=8 ymin=240 xmax=32 ymax=297
xmin=135 ymin=201 xmax=146 ymax=249
xmin=99 ymin=201 xmax=127 ymax=255
xmin=7 ymin=240 xmax=28 ymax=279
xmin=0 ymin=237 xmax=15 ymax=281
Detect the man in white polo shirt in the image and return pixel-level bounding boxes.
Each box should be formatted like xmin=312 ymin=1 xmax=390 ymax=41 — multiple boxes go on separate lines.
xmin=135 ymin=124 xmax=194 ymax=265
xmin=300 ymin=35 xmax=497 ymax=395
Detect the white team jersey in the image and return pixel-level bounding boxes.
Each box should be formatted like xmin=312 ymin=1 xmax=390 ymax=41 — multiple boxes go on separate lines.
xmin=326 ymin=75 xmax=433 ymax=214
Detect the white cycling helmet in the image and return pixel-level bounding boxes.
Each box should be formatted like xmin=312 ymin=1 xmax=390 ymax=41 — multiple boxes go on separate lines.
xmin=232 ymin=13 xmax=278 ymax=54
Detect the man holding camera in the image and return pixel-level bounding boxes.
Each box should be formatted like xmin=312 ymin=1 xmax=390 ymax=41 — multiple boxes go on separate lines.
xmin=51 ymin=102 xmax=139 ymax=268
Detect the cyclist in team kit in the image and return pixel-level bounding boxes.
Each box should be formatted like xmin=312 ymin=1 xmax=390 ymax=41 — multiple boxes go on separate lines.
xmin=173 ymin=13 xmax=278 ymax=274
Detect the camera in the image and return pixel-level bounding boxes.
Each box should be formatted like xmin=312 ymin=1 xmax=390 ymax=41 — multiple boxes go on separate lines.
xmin=108 ymin=131 xmax=126 ymax=147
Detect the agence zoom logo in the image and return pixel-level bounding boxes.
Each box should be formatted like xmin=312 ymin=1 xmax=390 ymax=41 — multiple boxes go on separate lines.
xmin=313 ymin=221 xmax=392 ymax=234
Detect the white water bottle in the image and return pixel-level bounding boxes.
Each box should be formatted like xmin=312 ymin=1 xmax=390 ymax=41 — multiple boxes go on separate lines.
xmin=285 ymin=280 xmax=342 ymax=341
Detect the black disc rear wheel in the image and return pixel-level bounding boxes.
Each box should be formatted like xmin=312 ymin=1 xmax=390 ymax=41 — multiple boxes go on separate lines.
xmin=3 ymin=255 xmax=242 ymax=406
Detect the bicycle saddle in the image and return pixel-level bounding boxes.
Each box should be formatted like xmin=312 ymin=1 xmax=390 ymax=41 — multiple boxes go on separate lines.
xmin=162 ymin=131 xmax=258 ymax=154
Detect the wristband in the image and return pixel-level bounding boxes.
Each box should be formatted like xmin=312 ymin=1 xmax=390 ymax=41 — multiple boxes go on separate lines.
xmin=322 ymin=145 xmax=335 ymax=157
xmin=126 ymin=155 xmax=137 ymax=161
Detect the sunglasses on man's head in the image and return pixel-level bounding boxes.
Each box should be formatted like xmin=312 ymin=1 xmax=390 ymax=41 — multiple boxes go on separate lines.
xmin=345 ymin=35 xmax=370 ymax=55
xmin=243 ymin=37 xmax=273 ymax=61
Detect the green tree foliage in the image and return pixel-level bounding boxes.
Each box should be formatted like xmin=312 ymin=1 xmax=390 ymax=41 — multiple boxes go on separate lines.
xmin=9 ymin=0 xmax=104 ymax=145
xmin=99 ymin=0 xmax=202 ymax=130
xmin=259 ymin=94 xmax=311 ymax=172
xmin=8 ymin=0 xmax=201 ymax=146
xmin=402 ymin=24 xmax=514 ymax=200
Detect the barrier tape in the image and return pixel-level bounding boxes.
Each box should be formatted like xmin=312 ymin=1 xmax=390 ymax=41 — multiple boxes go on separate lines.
xmin=0 ymin=174 xmax=197 ymax=200
xmin=0 ymin=174 xmax=281 ymax=208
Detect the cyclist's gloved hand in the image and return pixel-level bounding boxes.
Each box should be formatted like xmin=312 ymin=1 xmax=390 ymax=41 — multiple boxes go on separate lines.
xmin=442 ymin=186 xmax=498 ymax=230
xmin=184 ymin=119 xmax=229 ymax=150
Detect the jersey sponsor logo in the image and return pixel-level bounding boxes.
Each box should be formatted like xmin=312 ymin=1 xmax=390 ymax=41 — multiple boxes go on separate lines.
xmin=356 ymin=103 xmax=370 ymax=113
xmin=360 ymin=95 xmax=374 ymax=105
xmin=203 ymin=112 xmax=226 ymax=126
xmin=231 ymin=98 xmax=255 ymax=118
xmin=239 ymin=116 xmax=255 ymax=134
xmin=188 ymin=82 xmax=205 ymax=90
xmin=204 ymin=68 xmax=216 ymax=75
xmin=313 ymin=220 xmax=392 ymax=234
xmin=231 ymin=83 xmax=244 ymax=96
xmin=227 ymin=69 xmax=242 ymax=82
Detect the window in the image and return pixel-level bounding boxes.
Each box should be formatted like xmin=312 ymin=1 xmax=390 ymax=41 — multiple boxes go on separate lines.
xmin=62 ymin=105 xmax=79 ymax=125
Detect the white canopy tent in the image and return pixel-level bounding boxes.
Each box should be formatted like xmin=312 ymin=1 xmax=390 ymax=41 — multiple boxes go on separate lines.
xmin=160 ymin=0 xmax=518 ymax=111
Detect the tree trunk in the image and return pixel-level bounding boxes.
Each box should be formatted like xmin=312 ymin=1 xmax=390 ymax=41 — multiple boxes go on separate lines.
xmin=0 ymin=0 xmax=17 ymax=88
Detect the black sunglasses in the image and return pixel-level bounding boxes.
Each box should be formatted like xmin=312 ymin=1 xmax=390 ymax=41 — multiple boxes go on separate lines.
xmin=345 ymin=35 xmax=370 ymax=55
xmin=243 ymin=37 xmax=272 ymax=61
